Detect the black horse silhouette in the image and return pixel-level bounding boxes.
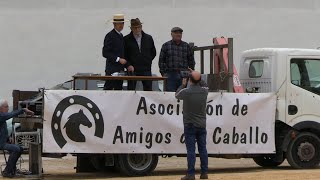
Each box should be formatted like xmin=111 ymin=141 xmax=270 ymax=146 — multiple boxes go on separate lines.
xmin=63 ymin=109 xmax=92 ymax=142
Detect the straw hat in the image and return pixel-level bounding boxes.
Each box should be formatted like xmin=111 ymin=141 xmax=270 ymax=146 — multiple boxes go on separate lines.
xmin=111 ymin=14 xmax=128 ymax=23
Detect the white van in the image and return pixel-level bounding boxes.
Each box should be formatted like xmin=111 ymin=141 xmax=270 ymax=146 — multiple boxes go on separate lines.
xmin=240 ymin=48 xmax=320 ymax=168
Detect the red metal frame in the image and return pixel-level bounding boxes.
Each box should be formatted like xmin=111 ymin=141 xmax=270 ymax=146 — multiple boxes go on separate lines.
xmin=213 ymin=37 xmax=244 ymax=93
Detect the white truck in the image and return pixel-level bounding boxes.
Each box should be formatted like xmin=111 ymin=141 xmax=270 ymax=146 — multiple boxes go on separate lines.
xmin=68 ymin=47 xmax=320 ymax=175
xmin=240 ymin=48 xmax=320 ymax=169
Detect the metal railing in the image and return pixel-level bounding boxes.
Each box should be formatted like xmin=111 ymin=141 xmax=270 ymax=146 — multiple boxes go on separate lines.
xmin=191 ymin=38 xmax=234 ymax=92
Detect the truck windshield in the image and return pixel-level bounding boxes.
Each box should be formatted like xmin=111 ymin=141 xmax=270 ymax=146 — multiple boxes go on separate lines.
xmin=291 ymin=59 xmax=320 ymax=95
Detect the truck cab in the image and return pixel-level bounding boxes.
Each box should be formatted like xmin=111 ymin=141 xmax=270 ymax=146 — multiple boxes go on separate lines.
xmin=240 ymin=48 xmax=320 ymax=168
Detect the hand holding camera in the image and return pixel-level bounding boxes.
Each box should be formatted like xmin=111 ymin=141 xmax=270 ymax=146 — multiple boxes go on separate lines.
xmin=188 ymin=68 xmax=194 ymax=72
xmin=182 ymin=78 xmax=188 ymax=86
xmin=23 ymin=108 xmax=35 ymax=117
xmin=180 ymin=68 xmax=196 ymax=87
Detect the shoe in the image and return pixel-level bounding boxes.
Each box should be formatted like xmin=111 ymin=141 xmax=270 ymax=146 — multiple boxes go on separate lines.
xmin=200 ymin=173 xmax=208 ymax=179
xmin=1 ymin=171 xmax=14 ymax=178
xmin=16 ymin=169 xmax=32 ymax=175
xmin=181 ymin=174 xmax=195 ymax=180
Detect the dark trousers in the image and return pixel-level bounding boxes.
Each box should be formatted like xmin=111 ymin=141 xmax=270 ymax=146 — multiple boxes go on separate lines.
xmin=103 ymin=72 xmax=123 ymax=90
xmin=1 ymin=143 xmax=23 ymax=174
xmin=128 ymin=71 xmax=152 ymax=91
xmin=166 ymin=72 xmax=182 ymax=92
xmin=184 ymin=123 xmax=208 ymax=175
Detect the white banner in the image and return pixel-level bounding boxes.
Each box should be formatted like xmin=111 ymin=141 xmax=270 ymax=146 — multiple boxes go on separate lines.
xmin=43 ymin=90 xmax=276 ymax=154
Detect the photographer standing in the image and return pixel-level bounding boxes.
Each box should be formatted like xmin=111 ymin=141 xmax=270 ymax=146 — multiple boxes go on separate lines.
xmin=158 ymin=27 xmax=195 ymax=92
xmin=175 ymin=70 xmax=209 ymax=180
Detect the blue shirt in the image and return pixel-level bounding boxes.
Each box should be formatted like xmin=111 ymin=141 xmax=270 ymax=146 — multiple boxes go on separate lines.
xmin=0 ymin=109 xmax=23 ymax=148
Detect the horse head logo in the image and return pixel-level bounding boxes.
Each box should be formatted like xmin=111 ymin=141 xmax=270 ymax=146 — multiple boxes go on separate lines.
xmin=51 ymin=95 xmax=104 ymax=148
xmin=63 ymin=109 xmax=92 ymax=142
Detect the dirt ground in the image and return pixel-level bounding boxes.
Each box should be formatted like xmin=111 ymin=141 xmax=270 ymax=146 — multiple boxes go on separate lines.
xmin=2 ymin=155 xmax=320 ymax=180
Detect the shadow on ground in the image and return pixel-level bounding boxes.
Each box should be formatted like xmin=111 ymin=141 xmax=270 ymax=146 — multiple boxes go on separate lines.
xmin=38 ymin=165 xmax=306 ymax=179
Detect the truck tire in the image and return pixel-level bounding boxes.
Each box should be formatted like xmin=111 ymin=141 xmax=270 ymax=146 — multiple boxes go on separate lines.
xmin=116 ymin=154 xmax=158 ymax=176
xmin=253 ymin=155 xmax=284 ymax=167
xmin=286 ymin=132 xmax=320 ymax=168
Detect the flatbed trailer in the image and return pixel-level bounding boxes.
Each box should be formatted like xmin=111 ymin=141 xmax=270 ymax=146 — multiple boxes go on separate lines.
xmin=12 ymin=38 xmax=320 ymax=177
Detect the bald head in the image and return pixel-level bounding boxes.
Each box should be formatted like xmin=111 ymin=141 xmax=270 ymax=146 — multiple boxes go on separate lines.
xmin=191 ymin=71 xmax=201 ymax=80
xmin=0 ymin=99 xmax=9 ymax=113
xmin=190 ymin=71 xmax=201 ymax=84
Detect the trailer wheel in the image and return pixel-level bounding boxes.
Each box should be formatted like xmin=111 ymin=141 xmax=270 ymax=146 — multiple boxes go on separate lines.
xmin=116 ymin=154 xmax=158 ymax=176
xmin=253 ymin=155 xmax=284 ymax=167
xmin=286 ymin=132 xmax=320 ymax=168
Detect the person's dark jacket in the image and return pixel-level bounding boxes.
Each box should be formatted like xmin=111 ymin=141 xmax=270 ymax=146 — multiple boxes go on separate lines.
xmin=0 ymin=109 xmax=24 ymax=148
xmin=102 ymin=29 xmax=127 ymax=74
xmin=124 ymin=31 xmax=156 ymax=72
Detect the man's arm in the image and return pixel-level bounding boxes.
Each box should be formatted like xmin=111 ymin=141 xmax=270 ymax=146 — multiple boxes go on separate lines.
xmin=158 ymin=44 xmax=167 ymax=76
xmin=123 ymin=38 xmax=131 ymax=69
xmin=0 ymin=109 xmax=24 ymax=123
xmin=150 ymin=36 xmax=157 ymax=60
xmin=187 ymin=45 xmax=195 ymax=70
xmin=124 ymin=37 xmax=130 ymax=66
xmin=175 ymin=85 xmax=188 ymax=100
xmin=175 ymin=78 xmax=188 ymax=100
xmin=102 ymin=34 xmax=118 ymax=62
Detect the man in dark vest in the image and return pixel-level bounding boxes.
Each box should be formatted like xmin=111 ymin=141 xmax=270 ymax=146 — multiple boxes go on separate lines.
xmin=102 ymin=14 xmax=133 ymax=90
xmin=124 ymin=18 xmax=156 ymax=91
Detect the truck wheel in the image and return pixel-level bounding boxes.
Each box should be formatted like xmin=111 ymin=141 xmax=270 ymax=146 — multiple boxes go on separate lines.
xmin=253 ymin=155 xmax=284 ymax=167
xmin=286 ymin=132 xmax=320 ymax=168
xmin=116 ymin=154 xmax=158 ymax=176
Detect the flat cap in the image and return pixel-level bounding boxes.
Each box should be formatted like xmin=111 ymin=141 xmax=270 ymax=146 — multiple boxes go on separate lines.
xmin=171 ymin=27 xmax=183 ymax=32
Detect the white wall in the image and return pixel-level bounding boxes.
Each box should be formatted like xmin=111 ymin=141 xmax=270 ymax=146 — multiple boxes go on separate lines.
xmin=1 ymin=0 xmax=320 ymax=102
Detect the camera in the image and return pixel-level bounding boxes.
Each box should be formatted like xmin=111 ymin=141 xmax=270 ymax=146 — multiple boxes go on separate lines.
xmin=180 ymin=70 xmax=191 ymax=78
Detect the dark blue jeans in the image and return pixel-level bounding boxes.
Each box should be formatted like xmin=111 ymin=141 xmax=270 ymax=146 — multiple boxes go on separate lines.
xmin=184 ymin=123 xmax=208 ymax=175
xmin=1 ymin=143 xmax=23 ymax=174
xmin=165 ymin=72 xmax=182 ymax=92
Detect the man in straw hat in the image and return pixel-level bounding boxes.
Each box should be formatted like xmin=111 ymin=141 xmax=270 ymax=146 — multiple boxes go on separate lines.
xmin=124 ymin=18 xmax=156 ymax=91
xmin=102 ymin=14 xmax=131 ymax=90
